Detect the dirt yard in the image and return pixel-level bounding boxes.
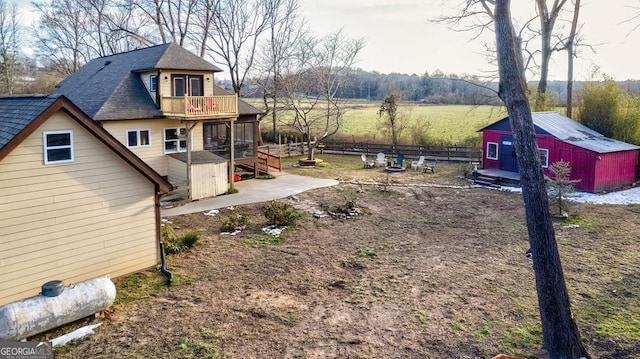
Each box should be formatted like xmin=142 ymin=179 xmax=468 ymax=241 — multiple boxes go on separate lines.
xmin=48 ymin=158 xmax=640 ymax=358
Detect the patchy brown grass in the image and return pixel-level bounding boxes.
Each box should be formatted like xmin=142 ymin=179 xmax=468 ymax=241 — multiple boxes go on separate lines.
xmin=45 ymin=155 xmax=640 ymax=358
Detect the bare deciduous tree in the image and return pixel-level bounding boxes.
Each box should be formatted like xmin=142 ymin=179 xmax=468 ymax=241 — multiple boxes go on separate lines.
xmin=279 ymin=29 xmax=364 ymax=160
xmin=191 ymin=0 xmax=215 ymax=57
xmin=436 ymin=0 xmax=583 ymax=111
xmin=106 ymin=1 xmax=156 ymax=51
xmin=122 ymin=0 xmax=198 ymax=46
xmin=206 ymin=0 xmax=274 ymax=95
xmin=534 ymin=0 xmax=568 ymax=110
xmin=564 ymin=0 xmax=581 ymax=117
xmin=0 ymin=0 xmax=20 ymax=94
xmin=494 ymin=1 xmax=590 ymax=357
xmin=33 ymin=0 xmax=93 ymax=75
xmin=255 ymin=0 xmax=306 ymax=143
xmin=377 ymin=92 xmax=406 ymax=146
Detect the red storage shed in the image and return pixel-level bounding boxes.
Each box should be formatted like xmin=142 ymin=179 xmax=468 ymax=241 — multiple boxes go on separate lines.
xmin=479 ymin=112 xmax=640 ymax=193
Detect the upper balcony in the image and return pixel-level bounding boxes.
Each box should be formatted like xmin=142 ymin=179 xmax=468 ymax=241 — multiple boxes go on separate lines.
xmin=161 ymin=95 xmax=238 ymax=119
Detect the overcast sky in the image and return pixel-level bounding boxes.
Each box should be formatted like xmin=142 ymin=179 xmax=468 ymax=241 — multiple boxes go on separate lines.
xmin=299 ymin=0 xmax=640 ymax=81
xmin=14 ymin=0 xmax=640 ymax=81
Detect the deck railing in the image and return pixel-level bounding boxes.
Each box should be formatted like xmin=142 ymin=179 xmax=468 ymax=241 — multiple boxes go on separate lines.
xmin=161 ymin=95 xmax=238 ymax=118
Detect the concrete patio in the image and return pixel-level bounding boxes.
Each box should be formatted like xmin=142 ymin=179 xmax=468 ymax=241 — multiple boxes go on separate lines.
xmin=161 ymin=172 xmax=339 ymax=217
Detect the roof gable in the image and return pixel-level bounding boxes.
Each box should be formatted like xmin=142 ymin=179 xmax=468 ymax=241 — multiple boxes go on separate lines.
xmin=0 ymin=94 xmax=172 ymax=193
xmin=154 ymin=43 xmax=222 ymax=72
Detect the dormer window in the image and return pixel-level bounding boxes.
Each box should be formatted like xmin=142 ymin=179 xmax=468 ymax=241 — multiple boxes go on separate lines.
xmin=150 ymin=75 xmax=157 ymax=92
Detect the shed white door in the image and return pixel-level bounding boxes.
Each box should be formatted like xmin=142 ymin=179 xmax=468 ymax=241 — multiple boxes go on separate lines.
xmin=190 ymin=162 xmax=228 ymax=200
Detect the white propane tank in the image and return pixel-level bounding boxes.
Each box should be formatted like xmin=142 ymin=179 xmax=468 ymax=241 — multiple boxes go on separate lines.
xmin=0 ymin=276 xmax=116 ymax=340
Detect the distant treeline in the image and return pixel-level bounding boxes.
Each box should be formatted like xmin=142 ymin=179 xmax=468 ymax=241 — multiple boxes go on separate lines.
xmin=238 ymin=69 xmax=640 ymax=106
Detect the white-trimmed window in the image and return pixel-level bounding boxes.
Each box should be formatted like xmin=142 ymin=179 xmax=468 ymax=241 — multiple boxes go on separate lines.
xmin=127 ymin=129 xmax=151 ymax=148
xmin=486 ymin=142 xmax=498 ymax=160
xmin=164 ymin=127 xmax=187 ymax=153
xmin=43 ymin=131 xmax=73 ymax=164
xmin=539 ymin=148 xmax=549 ymax=168
xmin=150 ymin=75 xmax=157 ymax=92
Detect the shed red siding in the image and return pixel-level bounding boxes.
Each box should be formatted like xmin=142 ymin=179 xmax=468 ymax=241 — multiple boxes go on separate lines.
xmin=556 ymin=141 xmax=596 ymax=192
xmin=480 ymin=113 xmax=639 ymax=193
xmin=481 ymin=131 xmax=504 ymax=169
xmin=482 ymin=129 xmax=638 ymax=193
xmin=594 ymin=151 xmax=638 ymax=192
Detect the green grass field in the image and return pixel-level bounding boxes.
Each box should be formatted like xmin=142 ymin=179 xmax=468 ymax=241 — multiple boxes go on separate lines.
xmin=337 ymin=104 xmax=506 ymax=144
xmin=252 ymin=100 xmax=508 ymax=145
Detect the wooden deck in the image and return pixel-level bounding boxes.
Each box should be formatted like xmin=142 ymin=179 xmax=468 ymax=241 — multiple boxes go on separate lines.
xmin=161 ymin=95 xmax=238 ymax=119
xmin=473 ymin=168 xmax=521 ymax=188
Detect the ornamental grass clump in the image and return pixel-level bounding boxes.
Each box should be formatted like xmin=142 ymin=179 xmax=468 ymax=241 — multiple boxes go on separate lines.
xmin=220 ymin=208 xmax=248 ymax=232
xmin=162 ymin=224 xmax=200 ymax=254
xmin=262 ymin=201 xmax=301 ymax=226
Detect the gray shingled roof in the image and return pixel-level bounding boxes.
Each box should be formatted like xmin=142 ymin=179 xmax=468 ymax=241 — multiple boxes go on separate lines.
xmin=54 ymin=43 xmax=225 ymax=121
xmin=0 ymin=94 xmax=60 ymax=150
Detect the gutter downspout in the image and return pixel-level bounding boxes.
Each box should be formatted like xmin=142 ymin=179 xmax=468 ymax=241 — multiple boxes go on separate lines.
xmin=159 ymin=241 xmax=173 ymax=285
xmin=156 ymin=192 xmax=173 ymax=285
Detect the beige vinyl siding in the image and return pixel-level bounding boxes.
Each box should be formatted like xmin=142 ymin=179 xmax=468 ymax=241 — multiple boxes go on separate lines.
xmin=190 ymin=122 xmax=204 ymax=151
xmin=103 ymin=120 xmax=204 ymax=176
xmin=103 ymin=119 xmax=193 ymax=175
xmin=140 ymin=71 xmax=157 ymax=104
xmin=167 ymin=156 xmax=188 ymax=187
xmin=0 ymin=111 xmax=160 ymax=306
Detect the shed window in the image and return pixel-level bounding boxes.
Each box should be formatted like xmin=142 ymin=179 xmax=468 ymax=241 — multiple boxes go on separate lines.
xmin=127 ymin=129 xmax=151 ymax=148
xmin=486 ymin=142 xmax=498 ymax=160
xmin=43 ymin=131 xmax=73 ymax=164
xmin=164 ymin=127 xmax=187 ymax=153
xmin=539 ymin=148 xmax=549 ymax=168
xmin=150 ymin=75 xmax=157 ymax=92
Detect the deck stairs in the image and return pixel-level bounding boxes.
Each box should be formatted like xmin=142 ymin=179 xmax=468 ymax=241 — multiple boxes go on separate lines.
xmin=236 ymin=150 xmax=282 ymax=176
xmin=472 ymin=169 xmax=521 ymax=189
xmin=236 ymin=162 xmax=270 ymax=175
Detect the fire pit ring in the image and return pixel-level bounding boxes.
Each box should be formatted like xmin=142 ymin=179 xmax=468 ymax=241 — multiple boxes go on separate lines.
xmin=385 ymin=166 xmax=406 ymax=173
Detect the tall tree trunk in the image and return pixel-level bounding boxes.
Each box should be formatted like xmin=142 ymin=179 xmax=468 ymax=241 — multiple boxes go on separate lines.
xmin=535 ymin=0 xmax=568 ymax=111
xmin=535 ymin=2 xmax=552 ymax=111
xmin=566 ymin=0 xmax=581 ymax=118
xmin=494 ymin=1 xmax=590 ymax=358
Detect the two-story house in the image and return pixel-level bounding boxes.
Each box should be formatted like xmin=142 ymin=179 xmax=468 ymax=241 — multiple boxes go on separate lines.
xmin=55 ymin=43 xmax=262 ymax=200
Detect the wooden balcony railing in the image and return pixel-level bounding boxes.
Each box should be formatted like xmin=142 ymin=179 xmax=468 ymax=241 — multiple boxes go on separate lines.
xmin=161 ymin=95 xmax=238 ymax=118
